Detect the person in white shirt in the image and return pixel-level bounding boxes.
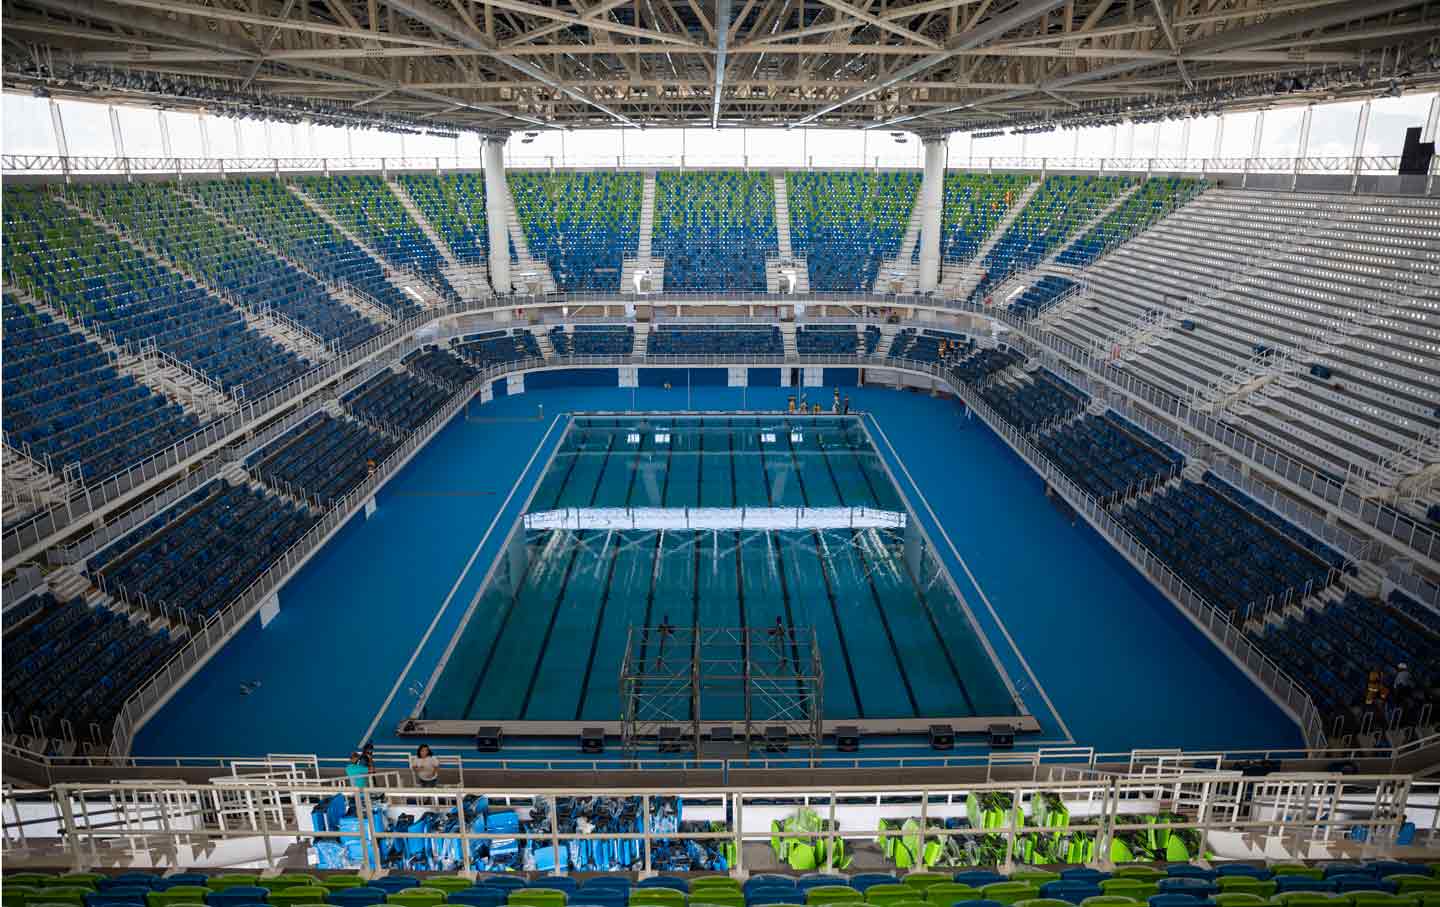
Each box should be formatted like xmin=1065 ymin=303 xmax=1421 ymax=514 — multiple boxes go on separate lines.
xmin=410 ymin=744 xmax=440 ymax=787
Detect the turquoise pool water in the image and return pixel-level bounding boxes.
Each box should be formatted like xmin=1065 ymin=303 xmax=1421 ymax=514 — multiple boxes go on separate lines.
xmin=421 ymin=415 xmax=1021 ymax=723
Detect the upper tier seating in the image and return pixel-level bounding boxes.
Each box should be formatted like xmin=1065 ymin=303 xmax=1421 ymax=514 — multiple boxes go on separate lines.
xmin=1055 ymin=177 xmax=1205 ymax=267
xmin=247 ymin=413 xmax=398 ymax=506
xmin=934 ymin=172 xmax=1035 ymax=264
xmin=189 ymin=178 xmax=421 ymax=318
xmin=652 ymin=171 xmax=777 ymax=291
xmin=2 ymin=293 xmax=199 ymax=481
xmin=454 ymin=330 xmax=541 ymax=369
xmin=95 ymin=480 xmax=317 ymax=624
xmin=1257 ymin=589 xmax=1438 ymax=735
xmin=1008 ymin=275 xmax=1080 ymax=319
xmin=1116 ymin=478 xmax=1337 ymax=619
xmin=796 ymin=325 xmax=861 ymax=355
xmin=408 ymin=346 xmax=481 ymax=388
xmin=2 ymin=591 xmax=183 ymax=742
xmin=647 ymin=325 xmax=782 ymax=356
xmin=551 ymin=325 xmax=634 ymax=356
xmin=510 ymin=172 xmax=641 ymax=292
xmin=396 ymin=173 xmax=492 ymax=264
xmin=298 ymin=175 xmax=460 ymax=302
xmin=4 ymin=188 xmax=312 ymax=400
xmin=968 ymin=175 xmax=1134 ymax=301
xmin=77 ymin=183 xmax=382 ymax=350
xmin=1035 ymin=412 xmax=1184 ymax=501
xmin=343 ymin=369 xmax=449 ymax=436
xmin=1047 ymin=189 xmax=1440 ymax=489
xmin=788 ymin=172 xmax=919 ymax=291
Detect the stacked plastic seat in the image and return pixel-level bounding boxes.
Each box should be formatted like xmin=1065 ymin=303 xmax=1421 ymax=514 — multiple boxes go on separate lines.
xmin=1056 ymin=178 xmax=1206 ymax=267
xmin=299 ymin=175 xmax=460 ymax=302
xmin=932 ymin=172 xmax=1035 ymax=264
xmin=647 ymin=325 xmax=783 ymax=355
xmin=787 ymin=172 xmax=919 ymax=291
xmin=342 ymin=369 xmax=450 ymax=436
xmin=797 ymin=325 xmax=861 ymax=355
xmin=509 ymin=172 xmax=642 ymax=291
xmin=188 ymin=178 xmax=421 ymax=319
xmin=0 ymin=293 xmax=199 ymax=482
xmin=0 ymin=591 xmax=182 ymax=741
xmin=652 ymin=171 xmax=777 ymax=290
xmin=1009 ymin=277 xmax=1079 ymax=319
xmin=75 ymin=183 xmax=382 ymax=351
xmin=94 ymin=479 xmax=318 ymax=624
xmin=551 ymin=325 xmax=635 ymax=356
xmin=979 ymin=372 xmax=1087 ymax=432
xmin=888 ymin=328 xmax=972 ymax=364
xmin=247 ymin=413 xmax=399 ymax=505
xmin=396 ymin=173 xmax=493 ymax=264
xmin=1035 ymin=412 xmax=1184 ymax=501
xmin=4 ymin=187 xmax=312 ymax=401
xmin=454 ymin=330 xmax=541 ymax=368
xmin=407 ymin=346 xmax=481 ymax=388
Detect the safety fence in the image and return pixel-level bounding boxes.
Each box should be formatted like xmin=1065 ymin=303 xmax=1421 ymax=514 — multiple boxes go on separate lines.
xmin=2 ymin=773 xmax=1432 ymax=872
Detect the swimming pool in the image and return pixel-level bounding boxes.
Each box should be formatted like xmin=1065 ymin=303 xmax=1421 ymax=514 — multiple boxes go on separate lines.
xmin=418 ymin=415 xmax=1026 ymax=728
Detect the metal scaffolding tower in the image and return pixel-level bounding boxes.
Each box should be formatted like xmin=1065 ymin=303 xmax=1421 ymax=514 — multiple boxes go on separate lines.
xmin=619 ymin=625 xmax=823 ymax=758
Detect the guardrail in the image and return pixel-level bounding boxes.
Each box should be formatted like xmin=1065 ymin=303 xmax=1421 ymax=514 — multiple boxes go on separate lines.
xmin=1387 ymin=560 xmax=1440 ymax=610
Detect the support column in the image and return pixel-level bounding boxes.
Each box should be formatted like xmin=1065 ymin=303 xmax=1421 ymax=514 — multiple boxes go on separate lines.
xmin=1294 ymin=105 xmax=1313 ymax=190
xmin=482 ymin=133 xmax=512 ymax=295
xmin=916 ymin=133 xmax=947 ymax=293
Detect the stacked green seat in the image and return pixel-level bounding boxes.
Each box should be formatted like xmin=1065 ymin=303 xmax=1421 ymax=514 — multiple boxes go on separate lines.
xmin=1097 ymin=880 xmax=1156 ymax=901
xmin=1079 ymin=898 xmax=1140 ymax=907
xmin=388 ymin=890 xmax=447 ymax=907
xmin=267 ymin=887 xmax=330 ymax=907
xmin=1273 ymin=867 xmax=1325 ymax=881
xmin=1214 ymin=894 xmax=1270 ymax=907
xmin=629 ymin=891 xmax=684 ymax=907
xmin=1271 ymin=894 xmax=1337 ymax=907
xmin=148 ymin=887 xmax=214 ymax=907
xmin=806 ymin=887 xmax=862 ymax=906
xmin=936 ymin=172 xmax=1034 ymax=263
xmin=982 ymin=883 xmax=1038 ymax=906
xmin=422 ymin=878 xmax=473 ymax=895
xmin=866 ymin=884 xmax=913 ymax=906
xmin=395 ymin=173 xmax=490 ymax=263
xmin=901 ymin=877 xmax=949 ymax=892
xmin=1393 ymin=880 xmax=1440 ymax=896
xmin=1217 ymin=879 xmax=1277 ymax=898
xmin=208 ymin=875 xmax=260 ymax=891
xmin=319 ymin=875 xmax=366 ymax=892
xmin=507 ymin=171 xmax=642 ymax=291
xmin=1011 ymin=873 xmax=1061 ymax=886
xmin=25 ymin=890 xmax=88 ymax=907
xmin=923 ymin=884 xmax=981 ymax=905
xmin=260 ymin=876 xmax=320 ymax=892
xmin=786 ymin=171 xmax=920 ymax=291
xmin=1013 ymin=899 xmax=1075 ymax=907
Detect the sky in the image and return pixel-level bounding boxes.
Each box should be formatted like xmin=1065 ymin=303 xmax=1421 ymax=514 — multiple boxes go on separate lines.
xmin=3 ymin=90 xmax=1435 ymax=168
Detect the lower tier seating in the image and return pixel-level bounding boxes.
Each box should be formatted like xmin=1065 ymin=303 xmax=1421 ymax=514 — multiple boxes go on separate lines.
xmin=1035 ymin=413 xmax=1184 ymax=501
xmin=248 ymin=413 xmax=399 ymax=506
xmin=647 ymin=325 xmax=782 ymax=356
xmin=343 ymin=370 xmax=449 ymax=436
xmin=407 ymin=346 xmax=481 ymax=388
xmin=978 ymin=372 xmax=1086 ymax=432
xmin=1010 ymin=276 xmax=1079 ymax=318
xmin=2 ymin=592 xmax=183 ymax=742
xmin=796 ymin=325 xmax=860 ymax=355
xmin=888 ymin=328 xmax=972 ymax=364
xmin=552 ymin=325 xmax=634 ymax=356
xmin=94 ymin=481 xmax=317 ymax=624
xmin=454 ymin=330 xmax=541 ymax=369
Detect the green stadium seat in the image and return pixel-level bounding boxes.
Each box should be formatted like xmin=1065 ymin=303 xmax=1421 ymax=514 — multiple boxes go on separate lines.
xmin=321 ymin=877 xmax=367 ymax=892
xmin=1213 ymin=895 xmax=1270 ymax=907
xmin=388 ymin=891 xmax=448 ymax=907
xmin=806 ymin=887 xmax=863 ymax=906
xmin=982 ymin=884 xmax=1039 ymax=906
xmin=148 ymin=888 xmax=214 ymax=907
xmin=421 ymin=880 xmax=473 ymax=896
xmin=1079 ymin=898 xmax=1140 ymax=907
xmin=924 ymin=884 xmax=982 ymax=906
xmin=902 ymin=878 xmax=950 ymax=892
xmin=259 ymin=877 xmax=320 ymax=893
xmin=629 ymin=892 xmax=684 ymax=907
xmin=207 ymin=876 xmax=260 ymax=892
xmin=267 ymin=888 xmax=330 ymax=907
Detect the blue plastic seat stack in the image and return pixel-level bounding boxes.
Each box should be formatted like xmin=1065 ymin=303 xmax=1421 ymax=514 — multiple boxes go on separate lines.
xmin=796 ymin=325 xmax=860 ymax=356
xmin=453 ymin=330 xmax=541 ymax=369
xmin=647 ymin=325 xmax=783 ymax=356
xmin=652 ymin=171 xmax=777 ymax=290
xmin=246 ymin=412 xmax=399 ymax=506
xmin=1034 ymin=412 xmax=1183 ymax=501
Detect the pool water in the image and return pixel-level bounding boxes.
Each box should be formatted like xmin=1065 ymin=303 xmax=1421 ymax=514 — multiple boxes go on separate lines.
xmin=421 ymin=415 xmax=1021 ymax=723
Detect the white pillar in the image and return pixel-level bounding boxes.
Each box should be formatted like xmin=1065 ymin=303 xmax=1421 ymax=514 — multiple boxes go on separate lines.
xmin=482 ymin=134 xmax=512 ymax=295
xmin=1422 ymin=95 xmax=1440 ymax=143
xmin=916 ymin=134 xmax=947 ymax=293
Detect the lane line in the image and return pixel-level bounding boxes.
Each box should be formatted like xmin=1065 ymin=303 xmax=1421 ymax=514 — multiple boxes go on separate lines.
xmin=358 ymin=413 xmax=565 ymax=746
xmin=866 ymin=413 xmax=1075 ymax=744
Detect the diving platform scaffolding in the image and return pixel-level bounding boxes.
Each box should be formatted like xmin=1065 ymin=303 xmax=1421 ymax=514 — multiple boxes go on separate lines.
xmin=620 ymin=625 xmax=823 ymax=760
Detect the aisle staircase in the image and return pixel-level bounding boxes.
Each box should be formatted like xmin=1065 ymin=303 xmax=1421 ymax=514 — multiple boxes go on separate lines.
xmin=622 ymin=171 xmax=664 ymax=292
xmin=386 ymin=177 xmax=491 ymax=301
xmin=530 ymin=326 xmax=555 ymax=361
xmin=873 ymin=202 xmax=926 ymax=294
xmin=940 ymin=179 xmax=1043 ymax=299
xmin=500 ymin=187 xmax=558 ymax=295
xmin=632 ymin=321 xmax=650 ymax=355
xmin=781 ymin=322 xmax=798 ymax=358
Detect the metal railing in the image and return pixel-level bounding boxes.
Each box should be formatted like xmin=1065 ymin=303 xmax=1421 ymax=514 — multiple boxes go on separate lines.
xmin=1387 ymin=560 xmax=1440 ymax=610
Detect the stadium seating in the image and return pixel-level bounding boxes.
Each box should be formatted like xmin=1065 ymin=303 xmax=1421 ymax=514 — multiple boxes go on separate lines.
xmin=297 ymin=175 xmax=460 ymax=302
xmin=796 ymin=325 xmax=862 ymax=355
xmin=551 ymin=324 xmax=635 ymax=356
xmin=407 ymin=345 xmax=482 ymax=388
xmin=1009 ymin=276 xmax=1080 ymax=319
xmin=787 ymin=172 xmax=919 ymax=291
xmin=1034 ymin=413 xmax=1184 ymax=501
xmin=454 ymin=330 xmax=542 ymax=368
xmin=75 ymin=183 xmax=383 ymax=350
xmin=934 ymin=172 xmax=1035 ymax=264
xmin=189 ymin=178 xmax=422 ymax=319
xmin=1 ymin=591 xmax=183 ymax=742
xmin=342 ymin=369 xmax=450 ymax=436
xmin=1 ymin=293 xmax=201 ymax=482
xmin=652 ymin=171 xmax=777 ymax=290
xmin=978 ymin=372 xmax=1087 ymax=432
xmin=1055 ymin=178 xmax=1205 ymax=267
xmin=888 ymin=328 xmax=973 ymax=364
xmin=647 ymin=325 xmax=782 ymax=356
xmin=509 ymin=172 xmax=642 ymax=291
xmin=395 ymin=173 xmax=493 ymax=264
xmin=93 ymin=480 xmax=317 ymax=624
xmin=4 ymin=187 xmax=313 ymax=400
xmin=247 ymin=413 xmax=398 ymax=505
xmin=968 ymin=175 xmax=1134 ymax=302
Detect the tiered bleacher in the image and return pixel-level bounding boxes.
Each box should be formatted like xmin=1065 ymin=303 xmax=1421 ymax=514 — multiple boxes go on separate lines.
xmin=2 ymin=591 xmax=183 ymax=743
xmin=788 ymin=172 xmax=919 ymax=291
xmin=189 ymin=178 xmax=422 ymax=318
xmin=979 ymin=372 xmax=1087 ymax=432
xmin=887 ymin=328 xmax=973 ymax=364
xmin=1009 ymin=276 xmax=1079 ymax=319
xmin=453 ymin=330 xmax=541 ymax=369
xmin=396 ymin=173 xmax=492 ymax=264
xmin=90 ymin=480 xmax=317 ymax=625
xmin=509 ymin=172 xmax=641 ymax=292
xmin=77 ymin=182 xmax=383 ymax=350
xmin=298 ymin=175 xmax=460 ymax=302
xmin=1258 ymin=589 xmax=1438 ymax=736
xmin=247 ymin=413 xmax=398 ymax=506
xmin=407 ymin=346 xmax=481 ymax=388
xmin=652 ymin=171 xmax=777 ymax=290
xmin=4 ymin=187 xmax=312 ymax=400
xmin=550 ymin=324 xmax=634 ymax=356
xmin=1035 ymin=413 xmax=1184 ymax=501
xmin=1056 ymin=177 xmax=1206 ymax=267
xmin=342 ymin=369 xmax=450 ymax=436
xmin=796 ymin=324 xmax=861 ymax=355
xmin=647 ymin=324 xmax=782 ymax=356
xmin=968 ymin=175 xmax=1133 ymax=302
xmin=934 ymin=172 xmax=1035 ymax=264
xmin=1 ymin=293 xmax=200 ymax=482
